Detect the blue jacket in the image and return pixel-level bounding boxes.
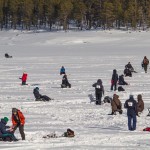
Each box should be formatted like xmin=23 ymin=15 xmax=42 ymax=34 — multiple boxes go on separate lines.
xmin=0 ymin=119 xmax=10 ymax=137
xmin=124 ymin=97 xmax=137 ymax=116
xmin=60 ymin=67 xmax=65 ymax=73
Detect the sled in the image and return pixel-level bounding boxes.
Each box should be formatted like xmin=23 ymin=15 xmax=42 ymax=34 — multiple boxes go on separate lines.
xmin=88 ymin=94 xmax=96 ymax=103
xmin=147 ymin=108 xmax=150 ymax=116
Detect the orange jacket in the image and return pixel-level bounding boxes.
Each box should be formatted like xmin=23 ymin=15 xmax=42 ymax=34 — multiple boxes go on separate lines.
xmin=12 ymin=110 xmax=25 ymax=126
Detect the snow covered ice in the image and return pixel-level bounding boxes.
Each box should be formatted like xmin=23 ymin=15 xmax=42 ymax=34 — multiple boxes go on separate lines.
xmin=0 ymin=30 xmax=150 ymax=149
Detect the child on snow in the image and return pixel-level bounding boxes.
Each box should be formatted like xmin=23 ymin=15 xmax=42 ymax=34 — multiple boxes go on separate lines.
xmin=0 ymin=117 xmax=18 ymax=142
xmin=19 ymin=72 xmax=28 ymax=85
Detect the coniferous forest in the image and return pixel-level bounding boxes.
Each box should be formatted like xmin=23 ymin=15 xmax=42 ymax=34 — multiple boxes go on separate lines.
xmin=0 ymin=0 xmax=150 ymax=31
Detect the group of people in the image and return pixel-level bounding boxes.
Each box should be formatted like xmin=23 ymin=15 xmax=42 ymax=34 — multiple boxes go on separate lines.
xmin=1 ymin=56 xmax=149 ymax=142
xmin=0 ymin=108 xmax=25 ymax=141
xmin=92 ymin=56 xmax=148 ymax=131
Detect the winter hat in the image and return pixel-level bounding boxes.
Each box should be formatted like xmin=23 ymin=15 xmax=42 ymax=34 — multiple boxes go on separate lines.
xmin=12 ymin=108 xmax=18 ymax=113
xmin=3 ymin=117 xmax=9 ymax=123
xmin=129 ymin=95 xmax=134 ymax=99
xmin=35 ymin=87 xmax=39 ymax=90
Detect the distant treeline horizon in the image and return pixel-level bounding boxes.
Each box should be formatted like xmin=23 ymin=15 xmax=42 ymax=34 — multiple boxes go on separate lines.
xmin=0 ymin=0 xmax=150 ymax=31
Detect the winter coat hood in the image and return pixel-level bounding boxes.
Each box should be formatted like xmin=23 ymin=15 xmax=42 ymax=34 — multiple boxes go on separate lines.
xmin=113 ymin=69 xmax=117 ymax=74
xmin=137 ymin=94 xmax=142 ymax=102
xmin=0 ymin=119 xmax=7 ymax=125
xmin=97 ymin=79 xmax=102 ymax=84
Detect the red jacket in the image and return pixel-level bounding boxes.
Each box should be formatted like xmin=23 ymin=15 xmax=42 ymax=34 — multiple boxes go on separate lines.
xmin=12 ymin=110 xmax=25 ymax=126
xmin=22 ymin=73 xmax=27 ymax=82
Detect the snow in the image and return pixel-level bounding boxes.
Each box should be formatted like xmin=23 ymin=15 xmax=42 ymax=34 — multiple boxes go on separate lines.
xmin=0 ymin=29 xmax=150 ymax=149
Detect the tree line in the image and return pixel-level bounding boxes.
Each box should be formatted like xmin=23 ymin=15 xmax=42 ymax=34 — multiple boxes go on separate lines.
xmin=0 ymin=0 xmax=150 ymax=31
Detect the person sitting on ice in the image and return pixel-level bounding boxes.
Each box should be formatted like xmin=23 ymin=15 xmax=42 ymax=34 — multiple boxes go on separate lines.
xmin=125 ymin=62 xmax=137 ymax=73
xmin=136 ymin=94 xmax=144 ymax=117
xmin=118 ymin=74 xmax=128 ymax=85
xmin=61 ymin=74 xmax=71 ymax=88
xmin=124 ymin=66 xmax=132 ymax=77
xmin=33 ymin=87 xmax=52 ymax=101
xmin=0 ymin=117 xmax=18 ymax=142
xmin=60 ymin=66 xmax=66 ymax=75
xmin=5 ymin=53 xmax=12 ymax=58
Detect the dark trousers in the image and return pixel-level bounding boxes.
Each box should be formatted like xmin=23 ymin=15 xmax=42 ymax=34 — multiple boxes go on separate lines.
xmin=14 ymin=125 xmax=25 ymax=140
xmin=111 ymin=83 xmax=117 ymax=91
xmin=144 ymin=65 xmax=148 ymax=73
xmin=128 ymin=114 xmax=136 ymax=131
xmin=22 ymin=81 xmax=26 ymax=85
xmin=95 ymin=93 xmax=102 ymax=105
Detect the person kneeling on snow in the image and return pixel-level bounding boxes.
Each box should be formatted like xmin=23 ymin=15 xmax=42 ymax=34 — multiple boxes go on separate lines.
xmin=124 ymin=66 xmax=132 ymax=77
xmin=0 ymin=117 xmax=18 ymax=142
xmin=136 ymin=94 xmax=144 ymax=117
xmin=33 ymin=87 xmax=52 ymax=101
xmin=61 ymin=74 xmax=71 ymax=88
xmin=118 ymin=74 xmax=128 ymax=85
xmin=110 ymin=94 xmax=122 ymax=115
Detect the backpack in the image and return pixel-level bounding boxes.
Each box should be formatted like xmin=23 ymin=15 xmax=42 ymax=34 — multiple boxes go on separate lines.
xmin=63 ymin=129 xmax=75 ymax=137
xmin=118 ymin=86 xmax=125 ymax=92
xmin=103 ymin=96 xmax=112 ymax=103
xmin=143 ymin=59 xmax=149 ymax=65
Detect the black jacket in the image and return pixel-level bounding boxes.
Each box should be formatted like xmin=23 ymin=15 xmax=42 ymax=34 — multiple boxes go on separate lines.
xmin=111 ymin=69 xmax=118 ymax=83
xmin=124 ymin=97 xmax=137 ymax=116
xmin=93 ymin=79 xmax=104 ymax=95
xmin=62 ymin=75 xmax=69 ymax=85
xmin=33 ymin=88 xmax=41 ymax=99
xmin=119 ymin=75 xmax=125 ymax=85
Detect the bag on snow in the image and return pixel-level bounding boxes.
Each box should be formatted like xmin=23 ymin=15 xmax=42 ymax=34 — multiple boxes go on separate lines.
xmin=118 ymin=86 xmax=125 ymax=92
xmin=103 ymin=96 xmax=112 ymax=103
xmin=63 ymin=129 xmax=75 ymax=137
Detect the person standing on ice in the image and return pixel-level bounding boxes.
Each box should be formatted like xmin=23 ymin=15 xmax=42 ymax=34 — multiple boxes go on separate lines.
xmin=20 ymin=72 xmax=28 ymax=85
xmin=124 ymin=95 xmax=137 ymax=131
xmin=92 ymin=79 xmax=104 ymax=105
xmin=60 ymin=66 xmax=66 ymax=75
xmin=111 ymin=69 xmax=118 ymax=91
xmin=142 ymin=56 xmax=149 ymax=73
xmin=11 ymin=108 xmax=25 ymax=140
